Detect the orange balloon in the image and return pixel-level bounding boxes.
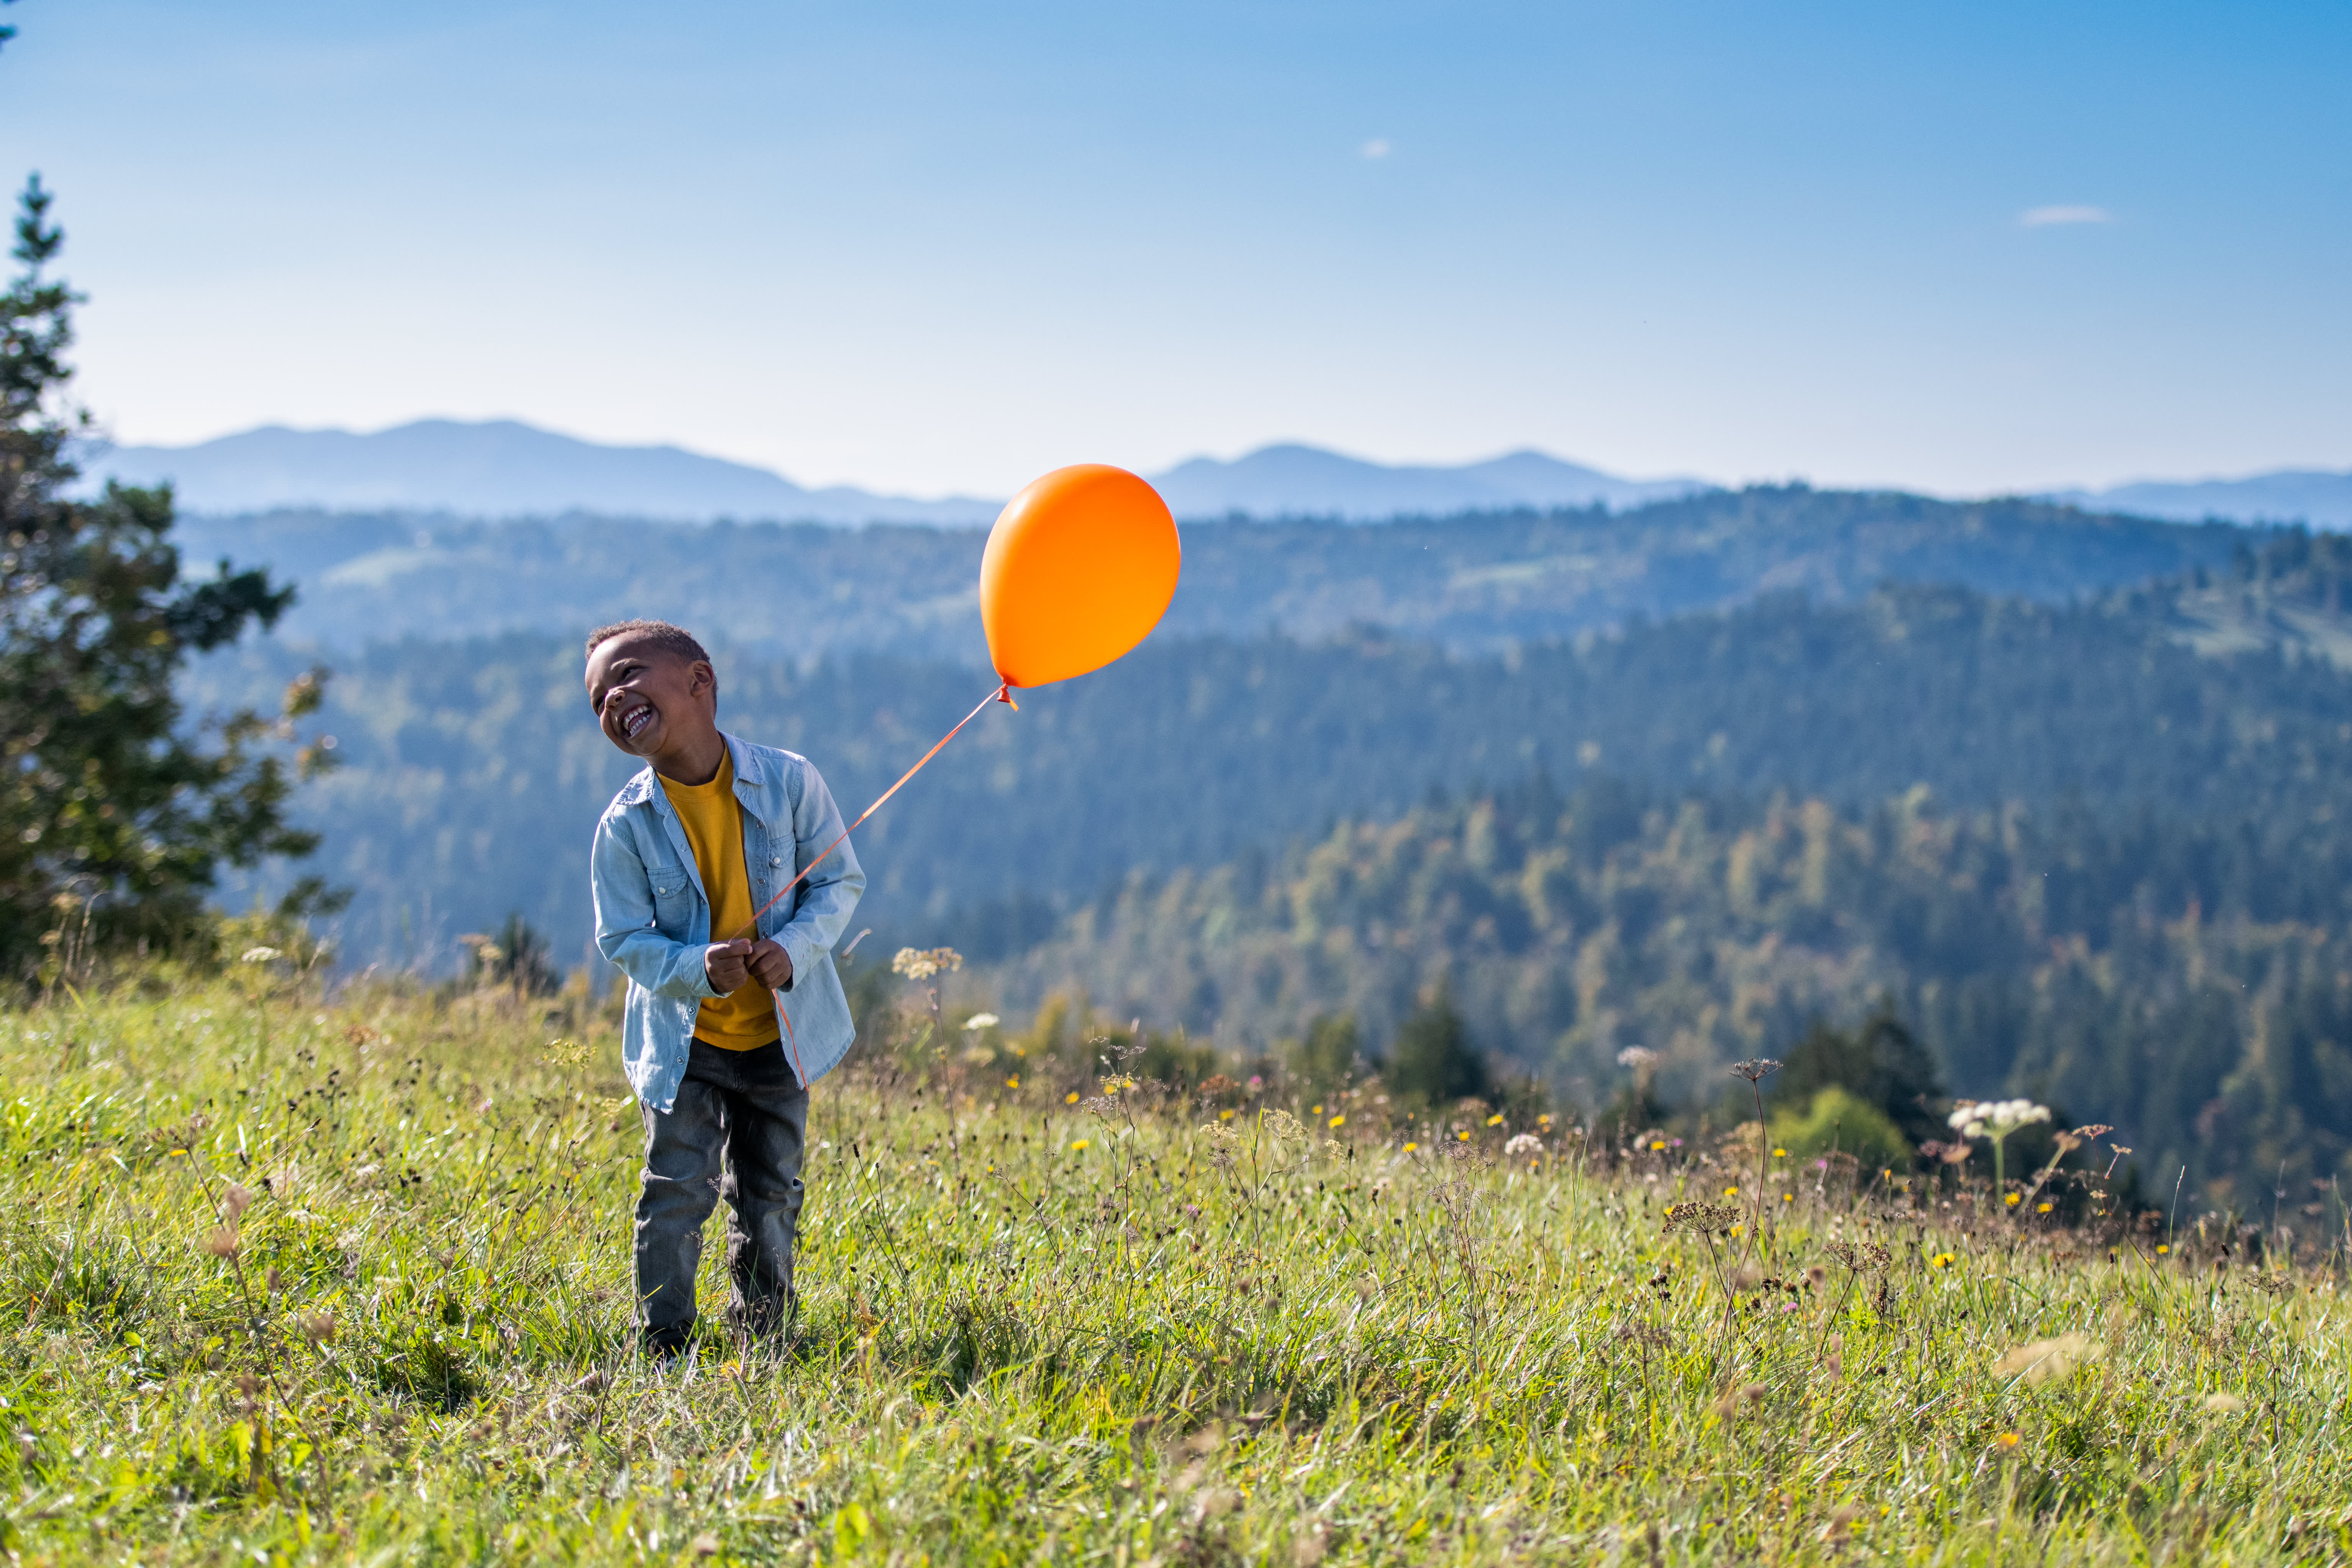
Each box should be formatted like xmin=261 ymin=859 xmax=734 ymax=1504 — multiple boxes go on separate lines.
xmin=980 ymin=464 xmax=1181 ymax=689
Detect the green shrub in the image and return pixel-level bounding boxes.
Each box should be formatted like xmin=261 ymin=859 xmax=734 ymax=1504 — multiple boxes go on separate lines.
xmin=1769 ymin=1084 xmax=1912 ymax=1170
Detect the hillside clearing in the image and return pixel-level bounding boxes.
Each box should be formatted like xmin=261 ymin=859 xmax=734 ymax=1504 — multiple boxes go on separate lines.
xmin=0 ymin=979 xmax=2342 ymax=1564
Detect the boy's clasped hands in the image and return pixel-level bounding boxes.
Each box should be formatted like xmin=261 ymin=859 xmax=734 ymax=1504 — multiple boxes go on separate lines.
xmin=705 ymin=937 xmax=793 ymax=995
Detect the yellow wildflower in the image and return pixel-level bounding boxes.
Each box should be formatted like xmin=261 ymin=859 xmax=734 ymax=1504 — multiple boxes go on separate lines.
xmin=1066 ymin=1092 xmax=1080 ymax=1105
xmin=1069 ymin=1139 xmax=1090 ymax=1152
xmin=1486 ymin=1114 xmax=1505 ymax=1127
xmin=1328 ymin=1114 xmax=1345 ymax=1129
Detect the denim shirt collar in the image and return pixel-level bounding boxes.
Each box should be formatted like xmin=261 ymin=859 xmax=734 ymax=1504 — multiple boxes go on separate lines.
xmin=615 ymin=732 xmax=770 ymax=816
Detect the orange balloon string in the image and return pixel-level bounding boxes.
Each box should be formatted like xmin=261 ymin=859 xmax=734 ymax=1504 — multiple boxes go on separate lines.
xmin=733 ymin=680 xmax=1011 ymax=944
xmin=744 ymin=679 xmax=1012 ymax=1084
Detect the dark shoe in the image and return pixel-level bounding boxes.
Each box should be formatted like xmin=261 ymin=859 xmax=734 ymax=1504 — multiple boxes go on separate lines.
xmin=725 ymin=1290 xmax=795 ymax=1342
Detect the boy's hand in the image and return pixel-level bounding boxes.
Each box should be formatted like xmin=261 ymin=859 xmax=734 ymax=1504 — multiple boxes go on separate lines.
xmin=745 ymin=938 xmax=794 ymax=992
xmin=704 ymin=939 xmax=754 ymax=994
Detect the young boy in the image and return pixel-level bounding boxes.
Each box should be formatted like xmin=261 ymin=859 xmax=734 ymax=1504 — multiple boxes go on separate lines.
xmin=584 ymin=619 xmax=865 ymax=1354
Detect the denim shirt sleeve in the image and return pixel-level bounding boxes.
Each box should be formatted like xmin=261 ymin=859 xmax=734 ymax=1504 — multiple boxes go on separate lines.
xmin=591 ymin=804 xmax=718 ymax=1001
xmin=774 ymin=760 xmax=866 ymax=987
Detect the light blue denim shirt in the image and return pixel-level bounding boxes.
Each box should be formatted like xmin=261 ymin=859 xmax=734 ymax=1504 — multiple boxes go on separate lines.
xmin=590 ymin=733 xmax=866 ymax=1112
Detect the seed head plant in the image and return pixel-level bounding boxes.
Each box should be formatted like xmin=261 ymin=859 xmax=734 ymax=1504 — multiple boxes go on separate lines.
xmin=890 ymin=945 xmax=964 ymax=1052
xmin=1728 ymin=1058 xmax=1781 ymax=1259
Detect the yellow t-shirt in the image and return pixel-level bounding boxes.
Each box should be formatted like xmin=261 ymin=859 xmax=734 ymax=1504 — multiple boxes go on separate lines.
xmin=658 ymin=751 xmax=781 ymax=1052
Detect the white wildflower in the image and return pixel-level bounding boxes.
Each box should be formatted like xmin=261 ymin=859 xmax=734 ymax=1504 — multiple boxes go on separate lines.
xmin=1951 ymin=1098 xmax=2049 ymax=1139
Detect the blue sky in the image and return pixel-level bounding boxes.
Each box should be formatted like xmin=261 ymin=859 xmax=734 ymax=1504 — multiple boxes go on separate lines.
xmin=1 ymin=0 xmax=2345 ymax=496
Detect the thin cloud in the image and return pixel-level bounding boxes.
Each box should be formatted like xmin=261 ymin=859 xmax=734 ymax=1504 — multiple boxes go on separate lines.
xmin=1360 ymin=138 xmax=1391 ymax=160
xmin=2018 ymin=205 xmax=2112 ymax=228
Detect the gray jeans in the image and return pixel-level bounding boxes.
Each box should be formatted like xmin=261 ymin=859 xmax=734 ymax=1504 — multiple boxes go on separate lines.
xmin=635 ymin=1037 xmax=808 ymax=1351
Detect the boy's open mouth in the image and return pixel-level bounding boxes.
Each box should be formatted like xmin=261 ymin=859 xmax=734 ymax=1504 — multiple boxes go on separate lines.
xmin=622 ymin=705 xmax=656 ymax=740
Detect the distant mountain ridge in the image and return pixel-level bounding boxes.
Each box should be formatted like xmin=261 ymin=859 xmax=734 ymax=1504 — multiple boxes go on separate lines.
xmin=1148 ymin=443 xmax=1707 ymax=517
xmin=2053 ymin=468 xmax=2352 ymax=529
xmin=87 ymin=416 xmax=2350 ymax=527
xmin=85 ymin=419 xmax=1003 ymax=525
xmin=87 ymin=418 xmax=1702 ymax=524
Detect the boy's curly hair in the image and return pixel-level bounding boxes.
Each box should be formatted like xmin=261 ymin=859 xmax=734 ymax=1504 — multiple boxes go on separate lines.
xmin=584 ymin=619 xmax=710 ymax=668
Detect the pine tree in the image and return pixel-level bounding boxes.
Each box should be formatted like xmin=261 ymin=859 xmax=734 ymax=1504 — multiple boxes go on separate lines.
xmin=0 ymin=175 xmax=331 ymax=977
xmin=1387 ymin=986 xmax=1491 ymax=1108
xmin=1285 ymin=1012 xmax=1363 ymax=1096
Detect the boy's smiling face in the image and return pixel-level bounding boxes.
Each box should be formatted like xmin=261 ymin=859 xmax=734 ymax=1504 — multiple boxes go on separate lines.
xmin=585 ymin=631 xmax=723 ymax=779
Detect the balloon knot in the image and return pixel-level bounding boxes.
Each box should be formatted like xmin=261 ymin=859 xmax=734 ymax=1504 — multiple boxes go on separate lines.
xmin=994 ymin=682 xmax=1018 ymax=711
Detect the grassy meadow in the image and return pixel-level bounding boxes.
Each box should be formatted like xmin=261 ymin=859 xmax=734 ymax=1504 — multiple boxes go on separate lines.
xmin=0 ymin=967 xmax=2346 ymax=1565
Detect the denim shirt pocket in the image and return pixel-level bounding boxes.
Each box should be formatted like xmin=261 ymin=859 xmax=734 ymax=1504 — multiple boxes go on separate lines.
xmin=644 ymin=852 xmax=697 ymax=936
xmin=754 ymin=850 xmax=788 ymax=936
xmin=738 ymin=812 xmax=783 ymax=934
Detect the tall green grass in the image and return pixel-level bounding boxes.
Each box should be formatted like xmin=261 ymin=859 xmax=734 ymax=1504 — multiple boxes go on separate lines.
xmin=0 ymin=974 xmax=2343 ymax=1563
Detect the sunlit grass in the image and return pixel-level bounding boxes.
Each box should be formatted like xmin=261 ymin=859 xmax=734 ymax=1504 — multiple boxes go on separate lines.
xmin=0 ymin=976 xmax=2344 ymax=1563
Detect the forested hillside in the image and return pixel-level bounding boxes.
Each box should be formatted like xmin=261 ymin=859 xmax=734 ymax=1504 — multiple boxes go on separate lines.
xmin=191 ymin=536 xmax=2352 ymax=977
xmin=177 ymin=486 xmax=2255 ymax=659
xmin=986 ymin=778 xmax=2352 ymax=1205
